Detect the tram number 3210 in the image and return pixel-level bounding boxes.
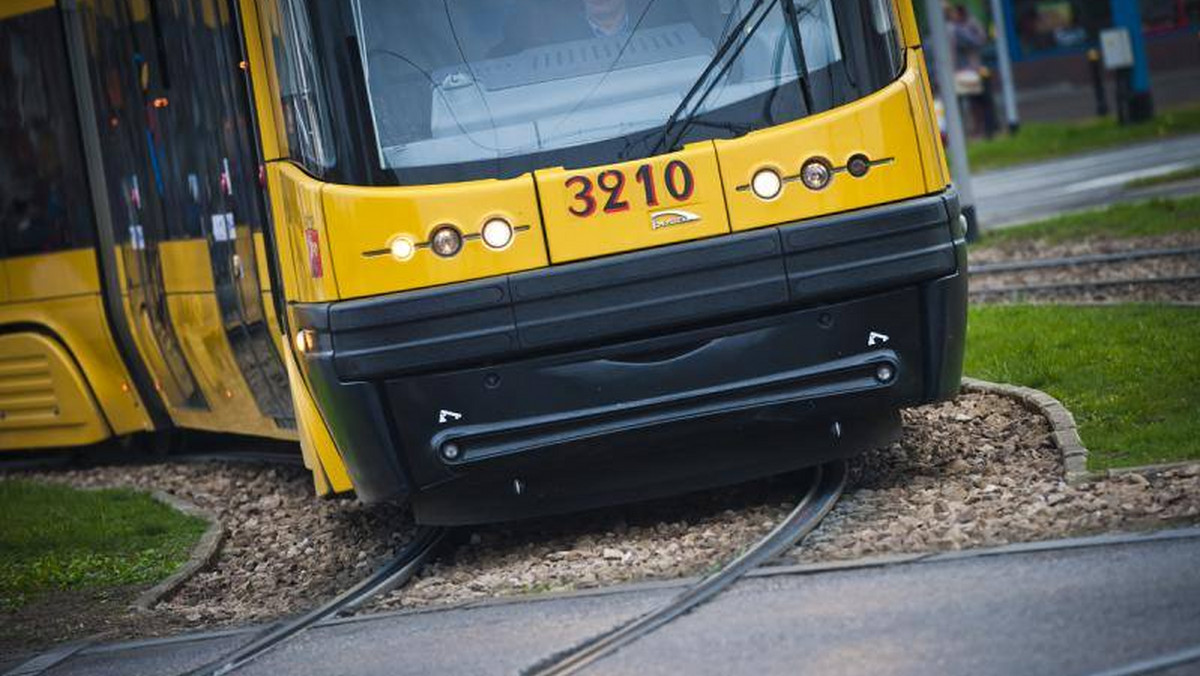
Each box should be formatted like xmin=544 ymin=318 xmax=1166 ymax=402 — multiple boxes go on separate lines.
xmin=566 ymin=160 xmax=696 ymax=218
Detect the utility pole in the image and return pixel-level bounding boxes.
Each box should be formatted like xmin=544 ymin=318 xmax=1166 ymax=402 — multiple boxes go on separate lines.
xmin=922 ymin=0 xmax=979 ymax=240
xmin=987 ymin=0 xmax=1020 ymax=133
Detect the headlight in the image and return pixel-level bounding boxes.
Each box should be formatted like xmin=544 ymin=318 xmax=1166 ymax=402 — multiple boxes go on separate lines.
xmin=389 ymin=236 xmax=415 ymax=261
xmin=430 ymin=225 xmax=463 ymax=257
xmin=481 ymin=218 xmax=514 ymax=249
xmin=751 ymin=168 xmax=782 ymax=200
xmin=801 ymin=158 xmax=832 ymax=191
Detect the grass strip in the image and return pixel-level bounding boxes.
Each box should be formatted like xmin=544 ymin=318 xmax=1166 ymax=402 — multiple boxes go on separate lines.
xmin=0 ymin=480 xmax=207 ymax=611
xmin=968 ymin=105 xmax=1200 ymax=172
xmin=965 ymin=304 xmax=1200 ymax=471
xmin=979 ymin=195 xmax=1200 ymax=247
xmin=1125 ymin=165 xmax=1200 ymax=190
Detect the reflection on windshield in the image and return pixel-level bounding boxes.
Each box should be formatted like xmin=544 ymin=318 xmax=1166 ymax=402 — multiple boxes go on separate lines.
xmin=349 ymin=0 xmax=896 ymax=175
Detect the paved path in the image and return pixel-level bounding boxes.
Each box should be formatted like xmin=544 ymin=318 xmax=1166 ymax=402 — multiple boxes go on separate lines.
xmin=974 ymin=134 xmax=1200 ymax=229
xmin=29 ymin=529 xmax=1200 ymax=676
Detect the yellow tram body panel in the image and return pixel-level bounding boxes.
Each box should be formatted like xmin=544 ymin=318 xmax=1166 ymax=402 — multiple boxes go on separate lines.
xmin=535 ymin=144 xmax=730 ymax=263
xmin=0 ymin=250 xmax=153 ymax=449
xmin=156 ymin=239 xmax=296 ymax=440
xmin=267 ymin=50 xmax=945 ymax=305
xmin=322 ymin=174 xmax=550 ymax=299
xmin=717 ymin=61 xmax=938 ymax=232
xmin=0 ymin=332 xmax=109 ymax=450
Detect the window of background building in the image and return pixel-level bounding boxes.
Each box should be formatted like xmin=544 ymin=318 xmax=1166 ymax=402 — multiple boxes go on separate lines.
xmin=1012 ymin=0 xmax=1112 ymax=56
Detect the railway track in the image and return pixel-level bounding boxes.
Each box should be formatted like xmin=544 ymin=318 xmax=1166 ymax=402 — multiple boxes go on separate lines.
xmin=186 ymin=526 xmax=449 ymax=676
xmin=525 ymin=460 xmax=847 ymax=676
xmin=167 ymin=460 xmax=845 ymax=676
xmin=968 ymin=245 xmax=1200 ymax=301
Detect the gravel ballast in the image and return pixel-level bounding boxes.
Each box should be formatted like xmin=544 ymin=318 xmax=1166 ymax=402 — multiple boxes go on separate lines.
xmin=970 ymin=232 xmax=1200 ymax=304
xmin=5 ymin=389 xmax=1199 ymax=646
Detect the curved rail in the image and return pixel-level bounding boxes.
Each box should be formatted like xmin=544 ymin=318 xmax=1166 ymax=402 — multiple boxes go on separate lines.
xmin=970 ymin=274 xmax=1200 ymax=298
xmin=525 ymin=459 xmax=848 ymax=676
xmin=971 ymin=246 xmax=1200 ymax=275
xmin=185 ymin=525 xmax=449 ymax=676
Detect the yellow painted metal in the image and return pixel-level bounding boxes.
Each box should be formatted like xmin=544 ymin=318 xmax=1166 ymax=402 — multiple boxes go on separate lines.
xmin=0 ymin=296 xmax=152 ymax=440
xmin=282 ymin=336 xmax=352 ymax=495
xmin=147 ymin=238 xmax=291 ymax=438
xmin=268 ymin=162 xmax=340 ymax=302
xmin=159 ymin=240 xmax=216 ymax=294
xmin=6 ymin=249 xmax=101 ymax=301
xmin=535 ymin=144 xmax=729 ymax=264
xmin=253 ymin=231 xmax=272 ymax=291
xmin=239 ymin=0 xmax=281 ymax=160
xmin=907 ymin=49 xmax=952 ymax=191
xmin=893 ymin=0 xmax=921 ymax=49
xmin=0 ymin=332 xmax=111 ymax=450
xmin=323 ymin=174 xmax=550 ymax=298
xmin=232 ymin=225 xmax=265 ymax=324
xmin=0 ymin=259 xmax=9 ymax=303
xmin=716 ymin=57 xmax=930 ymax=232
xmin=0 ymin=0 xmax=54 ymax=20
xmin=0 ymin=250 xmax=151 ymax=439
xmin=160 ymin=291 xmax=291 ymax=439
xmin=248 ymin=0 xmax=289 ymax=161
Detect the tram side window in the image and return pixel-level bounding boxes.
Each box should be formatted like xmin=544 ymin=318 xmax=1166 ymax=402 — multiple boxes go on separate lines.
xmin=263 ymin=0 xmax=337 ymax=174
xmin=0 ymin=9 xmax=95 ymax=258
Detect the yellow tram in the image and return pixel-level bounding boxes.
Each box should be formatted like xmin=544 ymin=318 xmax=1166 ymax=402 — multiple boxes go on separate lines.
xmin=1 ymin=0 xmax=965 ymax=524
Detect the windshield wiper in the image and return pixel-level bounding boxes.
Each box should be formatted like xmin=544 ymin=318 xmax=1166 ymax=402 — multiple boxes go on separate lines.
xmin=651 ymin=0 xmax=781 ymax=155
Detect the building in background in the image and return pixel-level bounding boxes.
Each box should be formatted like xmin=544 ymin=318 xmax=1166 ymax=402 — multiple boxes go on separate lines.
xmin=993 ymin=0 xmax=1200 ymax=120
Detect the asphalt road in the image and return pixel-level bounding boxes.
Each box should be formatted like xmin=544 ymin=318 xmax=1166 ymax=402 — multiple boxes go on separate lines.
xmin=27 ymin=529 xmax=1200 ymax=676
xmin=974 ymin=134 xmax=1200 ymax=229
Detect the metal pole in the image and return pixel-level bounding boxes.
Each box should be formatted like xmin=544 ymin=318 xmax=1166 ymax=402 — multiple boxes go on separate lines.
xmin=922 ymin=0 xmax=979 ymax=240
xmin=987 ymin=0 xmax=1020 ymax=133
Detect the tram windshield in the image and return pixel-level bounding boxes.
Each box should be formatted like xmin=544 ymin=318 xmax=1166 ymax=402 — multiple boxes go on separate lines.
xmin=277 ymin=0 xmax=905 ymax=183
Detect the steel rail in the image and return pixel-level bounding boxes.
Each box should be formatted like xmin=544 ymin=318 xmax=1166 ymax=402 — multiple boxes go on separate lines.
xmin=969 ymin=274 xmax=1200 ymax=297
xmin=524 ymin=460 xmax=847 ymax=676
xmin=970 ymin=246 xmax=1200 ymax=274
xmin=184 ymin=525 xmax=449 ymax=676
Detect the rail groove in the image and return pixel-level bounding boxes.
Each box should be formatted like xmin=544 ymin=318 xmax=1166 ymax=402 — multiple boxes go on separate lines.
xmin=525 ymin=460 xmax=847 ymax=676
xmin=185 ymin=526 xmax=448 ymax=676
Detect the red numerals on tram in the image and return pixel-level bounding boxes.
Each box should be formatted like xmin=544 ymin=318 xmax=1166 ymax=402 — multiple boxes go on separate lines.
xmin=567 ymin=161 xmax=694 ymax=218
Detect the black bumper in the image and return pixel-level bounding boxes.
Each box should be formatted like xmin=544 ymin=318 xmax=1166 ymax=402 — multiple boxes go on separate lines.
xmin=295 ymin=191 xmax=968 ymax=524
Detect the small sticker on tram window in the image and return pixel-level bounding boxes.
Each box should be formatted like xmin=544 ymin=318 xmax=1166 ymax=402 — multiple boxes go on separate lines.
xmin=305 ymin=228 xmax=323 ymax=279
xmin=211 ymin=214 xmax=231 ymax=242
xmin=129 ymin=225 xmax=145 ymax=250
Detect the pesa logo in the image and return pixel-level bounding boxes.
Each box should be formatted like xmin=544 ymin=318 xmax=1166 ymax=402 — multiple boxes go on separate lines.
xmin=650 ymin=209 xmax=701 ymax=230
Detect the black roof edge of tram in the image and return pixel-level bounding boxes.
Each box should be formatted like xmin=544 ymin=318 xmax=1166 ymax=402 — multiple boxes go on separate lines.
xmin=291 ymin=189 xmax=967 ymax=520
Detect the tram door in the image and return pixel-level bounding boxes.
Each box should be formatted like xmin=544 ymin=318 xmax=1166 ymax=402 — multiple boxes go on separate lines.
xmin=157 ymin=0 xmax=295 ymax=430
xmin=77 ymin=0 xmax=208 ymax=413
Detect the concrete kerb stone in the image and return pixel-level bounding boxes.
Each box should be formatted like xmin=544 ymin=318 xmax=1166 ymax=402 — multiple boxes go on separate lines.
xmin=960 ymin=377 xmax=1094 ymax=485
xmin=132 ymin=492 xmax=224 ymax=612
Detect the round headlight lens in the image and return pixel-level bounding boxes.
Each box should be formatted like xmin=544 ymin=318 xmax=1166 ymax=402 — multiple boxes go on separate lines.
xmin=750 ymin=168 xmax=783 ymax=200
xmin=389 ymin=236 xmax=415 ymax=261
xmin=481 ymin=218 xmax=514 ymax=249
xmin=430 ymin=226 xmax=463 ymax=257
xmin=801 ymin=159 xmax=832 ymax=191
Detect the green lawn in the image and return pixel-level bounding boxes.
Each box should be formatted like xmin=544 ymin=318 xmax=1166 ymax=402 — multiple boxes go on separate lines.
xmin=1126 ymin=165 xmax=1200 ymax=190
xmin=968 ymin=105 xmax=1200 ymax=172
xmin=965 ymin=305 xmax=1200 ymax=471
xmin=0 ymin=480 xmax=207 ymax=611
xmin=979 ymin=195 xmax=1200 ymax=247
